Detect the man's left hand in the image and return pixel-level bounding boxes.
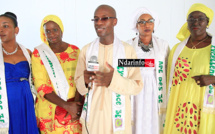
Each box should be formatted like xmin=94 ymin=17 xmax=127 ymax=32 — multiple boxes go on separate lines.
xmin=94 ymin=62 xmax=114 ymax=87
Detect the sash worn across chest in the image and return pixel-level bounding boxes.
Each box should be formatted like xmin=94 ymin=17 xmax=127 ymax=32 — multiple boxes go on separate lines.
xmin=81 ymin=36 xmax=127 ymax=133
xmin=36 ymin=43 xmax=69 ymax=101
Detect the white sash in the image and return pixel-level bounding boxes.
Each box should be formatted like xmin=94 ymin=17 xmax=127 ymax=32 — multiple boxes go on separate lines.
xmin=0 ymin=43 xmax=36 ymax=134
xmin=152 ymin=36 xmax=167 ymax=132
xmin=203 ymin=37 xmax=215 ymax=112
xmin=81 ymin=36 xmax=127 ymax=133
xmin=36 ymin=43 xmax=69 ymax=101
xmin=168 ymin=35 xmax=215 ymax=113
xmin=131 ymin=36 xmax=167 ymax=132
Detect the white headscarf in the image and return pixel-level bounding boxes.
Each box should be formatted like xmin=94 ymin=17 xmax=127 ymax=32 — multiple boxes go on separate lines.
xmin=131 ymin=7 xmax=160 ymax=33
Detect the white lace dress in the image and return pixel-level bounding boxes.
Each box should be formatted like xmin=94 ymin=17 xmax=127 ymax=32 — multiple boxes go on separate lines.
xmin=127 ymin=36 xmax=169 ymax=134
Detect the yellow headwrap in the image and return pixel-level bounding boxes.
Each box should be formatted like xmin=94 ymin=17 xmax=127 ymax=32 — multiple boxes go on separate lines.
xmin=176 ymin=3 xmax=214 ymax=41
xmin=40 ymin=15 xmax=64 ymax=45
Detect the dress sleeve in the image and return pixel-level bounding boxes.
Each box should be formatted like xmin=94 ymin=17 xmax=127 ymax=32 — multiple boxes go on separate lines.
xmin=74 ymin=45 xmax=89 ymax=95
xmin=31 ymin=49 xmax=54 ymax=99
xmin=108 ymin=44 xmax=143 ymax=95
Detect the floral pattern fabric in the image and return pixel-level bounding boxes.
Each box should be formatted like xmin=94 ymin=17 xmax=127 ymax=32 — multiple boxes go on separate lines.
xmin=164 ymin=44 xmax=214 ymax=134
xmin=32 ymin=44 xmax=82 ymax=134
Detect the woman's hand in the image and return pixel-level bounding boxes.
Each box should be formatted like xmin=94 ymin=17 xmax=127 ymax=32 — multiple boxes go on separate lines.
xmin=44 ymin=92 xmax=83 ymax=122
xmin=64 ymin=101 xmax=83 ymax=121
xmin=192 ymin=75 xmax=215 ymax=87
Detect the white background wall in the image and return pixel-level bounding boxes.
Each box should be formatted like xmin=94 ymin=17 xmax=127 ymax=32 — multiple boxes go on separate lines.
xmin=1 ymin=0 xmax=215 ymax=50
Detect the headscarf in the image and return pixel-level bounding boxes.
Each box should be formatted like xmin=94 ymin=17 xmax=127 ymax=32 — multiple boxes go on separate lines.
xmin=131 ymin=7 xmax=160 ymax=33
xmin=176 ymin=3 xmax=214 ymax=41
xmin=40 ymin=15 xmax=64 ymax=45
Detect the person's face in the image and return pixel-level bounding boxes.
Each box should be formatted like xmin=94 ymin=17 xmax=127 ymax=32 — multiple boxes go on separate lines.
xmin=187 ymin=11 xmax=209 ymax=37
xmin=136 ymin=14 xmax=154 ymax=36
xmin=0 ymin=16 xmax=18 ymax=43
xmin=93 ymin=7 xmax=117 ymax=39
xmin=43 ymin=21 xmax=63 ymax=44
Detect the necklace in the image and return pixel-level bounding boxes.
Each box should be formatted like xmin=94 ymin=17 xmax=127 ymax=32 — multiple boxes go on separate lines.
xmin=2 ymin=45 xmax=18 ymax=55
xmin=138 ymin=39 xmax=153 ymax=52
xmin=191 ymin=35 xmax=208 ymax=49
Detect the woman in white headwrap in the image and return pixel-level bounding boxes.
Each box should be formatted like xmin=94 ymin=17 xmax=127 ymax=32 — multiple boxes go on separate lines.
xmin=127 ymin=7 xmax=169 ymax=134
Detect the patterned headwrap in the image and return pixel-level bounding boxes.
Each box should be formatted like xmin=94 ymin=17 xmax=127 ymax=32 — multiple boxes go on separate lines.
xmin=40 ymin=15 xmax=64 ymax=45
xmin=176 ymin=3 xmax=214 ymax=41
xmin=131 ymin=7 xmax=160 ymax=33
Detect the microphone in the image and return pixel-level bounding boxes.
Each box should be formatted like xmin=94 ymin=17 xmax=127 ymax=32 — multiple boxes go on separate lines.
xmin=87 ymin=56 xmax=99 ymax=71
xmin=87 ymin=56 xmax=99 ymax=89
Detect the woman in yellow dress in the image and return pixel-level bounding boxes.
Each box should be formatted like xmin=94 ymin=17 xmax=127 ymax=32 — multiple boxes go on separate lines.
xmin=164 ymin=3 xmax=215 ymax=134
xmin=32 ymin=15 xmax=82 ymax=134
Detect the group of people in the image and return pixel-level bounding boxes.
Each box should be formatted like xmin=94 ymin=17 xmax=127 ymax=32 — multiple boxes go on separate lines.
xmin=0 ymin=2 xmax=214 ymax=134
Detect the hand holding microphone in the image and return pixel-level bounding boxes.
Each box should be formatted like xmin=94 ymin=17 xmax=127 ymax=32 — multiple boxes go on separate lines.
xmin=84 ymin=56 xmax=99 ymax=89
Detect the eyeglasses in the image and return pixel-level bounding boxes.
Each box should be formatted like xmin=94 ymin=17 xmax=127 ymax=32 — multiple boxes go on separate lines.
xmin=187 ymin=17 xmax=208 ymax=23
xmin=137 ymin=18 xmax=155 ymax=26
xmin=91 ymin=17 xmax=116 ymax=22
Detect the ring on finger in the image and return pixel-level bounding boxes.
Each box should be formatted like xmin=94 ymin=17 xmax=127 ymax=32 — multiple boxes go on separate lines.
xmin=197 ymin=80 xmax=200 ymax=84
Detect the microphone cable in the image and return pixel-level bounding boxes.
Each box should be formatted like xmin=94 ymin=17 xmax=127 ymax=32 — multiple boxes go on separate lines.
xmin=85 ymin=55 xmax=99 ymax=134
xmin=85 ymin=83 xmax=91 ymax=134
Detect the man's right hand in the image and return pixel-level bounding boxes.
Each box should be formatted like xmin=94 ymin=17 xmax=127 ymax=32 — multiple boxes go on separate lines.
xmin=84 ymin=70 xmax=95 ymax=87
